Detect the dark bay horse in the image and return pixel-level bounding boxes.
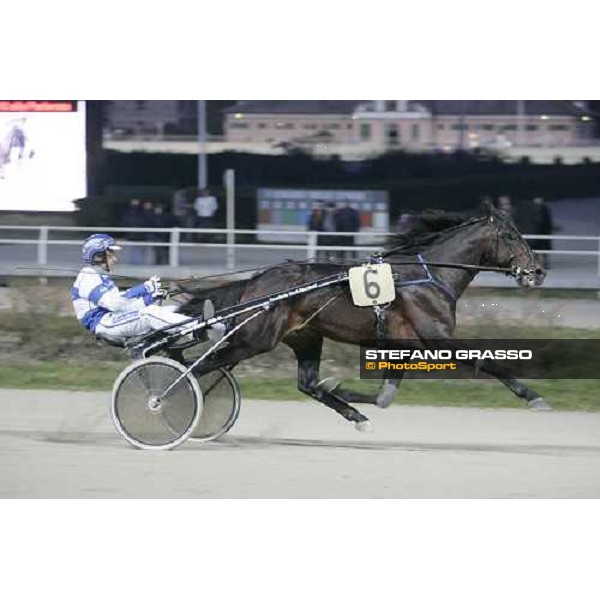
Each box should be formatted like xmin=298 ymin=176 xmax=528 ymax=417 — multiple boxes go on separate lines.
xmin=175 ymin=205 xmax=547 ymax=430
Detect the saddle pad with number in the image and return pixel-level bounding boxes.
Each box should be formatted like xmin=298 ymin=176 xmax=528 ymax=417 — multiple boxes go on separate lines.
xmin=348 ymin=263 xmax=396 ymax=307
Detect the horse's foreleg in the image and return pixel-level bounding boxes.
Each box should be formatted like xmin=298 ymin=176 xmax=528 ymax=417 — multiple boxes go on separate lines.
xmin=332 ymin=371 xmax=405 ymax=408
xmin=286 ymin=334 xmax=372 ymax=431
xmin=375 ymin=375 xmax=404 ymax=408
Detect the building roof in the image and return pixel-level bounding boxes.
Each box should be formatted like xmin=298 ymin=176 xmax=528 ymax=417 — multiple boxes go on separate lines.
xmin=417 ymin=100 xmax=592 ymax=116
xmin=223 ymin=101 xmax=361 ymax=115
xmin=224 ymin=100 xmax=593 ymax=117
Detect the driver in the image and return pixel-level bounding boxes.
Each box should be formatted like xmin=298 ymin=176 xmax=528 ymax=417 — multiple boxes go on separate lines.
xmin=71 ymin=233 xmax=193 ymax=344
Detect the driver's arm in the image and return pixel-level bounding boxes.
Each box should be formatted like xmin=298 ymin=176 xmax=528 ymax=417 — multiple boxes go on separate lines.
xmin=98 ymin=287 xmax=150 ymax=312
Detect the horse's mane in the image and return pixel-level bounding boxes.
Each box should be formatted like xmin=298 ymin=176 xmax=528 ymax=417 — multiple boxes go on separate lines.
xmin=386 ymin=209 xmax=483 ymax=254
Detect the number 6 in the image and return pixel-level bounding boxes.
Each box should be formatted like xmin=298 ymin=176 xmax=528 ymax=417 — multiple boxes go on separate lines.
xmin=363 ymin=268 xmax=381 ymax=299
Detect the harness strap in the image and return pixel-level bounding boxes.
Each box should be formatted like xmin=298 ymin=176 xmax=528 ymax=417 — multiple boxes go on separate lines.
xmin=393 ymin=254 xmax=457 ymax=302
xmin=373 ymin=304 xmax=387 ymax=342
xmin=283 ymin=292 xmax=341 ymax=337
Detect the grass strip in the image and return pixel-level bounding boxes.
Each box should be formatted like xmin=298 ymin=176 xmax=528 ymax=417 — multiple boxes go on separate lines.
xmin=1 ymin=361 xmax=598 ymax=411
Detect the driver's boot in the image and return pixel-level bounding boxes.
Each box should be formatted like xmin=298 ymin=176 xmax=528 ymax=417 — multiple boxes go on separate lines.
xmin=200 ymin=299 xmax=226 ymax=342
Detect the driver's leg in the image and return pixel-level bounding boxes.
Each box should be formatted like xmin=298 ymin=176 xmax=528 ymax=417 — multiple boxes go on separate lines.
xmin=140 ymin=304 xmax=191 ymax=333
xmin=95 ymin=310 xmax=151 ymax=342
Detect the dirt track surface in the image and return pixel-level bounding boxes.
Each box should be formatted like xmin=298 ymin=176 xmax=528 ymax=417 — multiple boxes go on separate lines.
xmin=2 ymin=389 xmax=600 ymax=498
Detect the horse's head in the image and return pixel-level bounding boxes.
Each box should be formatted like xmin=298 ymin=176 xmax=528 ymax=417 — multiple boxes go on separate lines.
xmin=483 ymin=201 xmax=546 ymax=287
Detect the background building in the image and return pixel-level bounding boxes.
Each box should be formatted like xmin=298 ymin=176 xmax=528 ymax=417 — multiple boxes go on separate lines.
xmin=101 ymin=100 xmax=600 ymax=163
xmin=104 ymin=101 xmax=234 ymax=136
xmin=223 ymin=100 xmax=596 ymax=151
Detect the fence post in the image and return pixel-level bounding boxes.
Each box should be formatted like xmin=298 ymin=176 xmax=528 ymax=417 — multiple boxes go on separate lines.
xmin=37 ymin=226 xmax=49 ymax=285
xmin=307 ymin=231 xmax=317 ymax=260
xmin=225 ymin=169 xmax=236 ymax=270
xmin=170 ymin=228 xmax=180 ymax=268
xmin=37 ymin=226 xmax=48 ymax=265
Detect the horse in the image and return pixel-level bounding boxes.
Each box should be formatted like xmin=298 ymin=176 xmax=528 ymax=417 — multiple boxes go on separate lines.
xmin=174 ymin=203 xmax=547 ymax=431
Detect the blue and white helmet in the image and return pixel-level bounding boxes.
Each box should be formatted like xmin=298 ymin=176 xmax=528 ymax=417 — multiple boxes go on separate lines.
xmin=82 ymin=234 xmax=122 ymax=264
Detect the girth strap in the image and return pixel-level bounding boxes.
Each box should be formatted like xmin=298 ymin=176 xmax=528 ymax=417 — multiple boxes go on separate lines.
xmin=393 ymin=254 xmax=457 ymax=302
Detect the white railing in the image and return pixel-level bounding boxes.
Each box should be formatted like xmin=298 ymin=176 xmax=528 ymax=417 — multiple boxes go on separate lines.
xmin=0 ymin=226 xmax=385 ymax=271
xmin=1 ymin=226 xmax=600 ymax=277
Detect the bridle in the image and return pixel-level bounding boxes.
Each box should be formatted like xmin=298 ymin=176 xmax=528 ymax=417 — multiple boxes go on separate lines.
xmin=488 ymin=216 xmax=541 ymax=285
xmin=380 ymin=215 xmax=540 ymax=283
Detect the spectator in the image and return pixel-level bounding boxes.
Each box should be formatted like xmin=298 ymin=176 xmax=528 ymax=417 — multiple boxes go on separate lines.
xmin=150 ymin=205 xmax=177 ymax=265
xmin=335 ymin=202 xmax=360 ymax=259
xmin=141 ymin=201 xmax=155 ymax=265
xmin=530 ymin=197 xmax=554 ymax=268
xmin=322 ymin=202 xmax=338 ymax=260
xmin=395 ymin=212 xmax=414 ymax=235
xmin=308 ymin=201 xmax=327 ymax=261
xmin=172 ymin=187 xmax=190 ymax=229
xmin=194 ymin=187 xmax=218 ymax=242
xmin=122 ymin=199 xmax=145 ymax=265
xmin=497 ymin=195 xmax=514 ymax=219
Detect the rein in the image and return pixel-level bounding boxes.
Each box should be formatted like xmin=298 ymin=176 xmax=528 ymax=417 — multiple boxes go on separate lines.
xmin=384 ymin=260 xmax=514 ymax=274
xmin=166 ymin=259 xmax=517 ymax=302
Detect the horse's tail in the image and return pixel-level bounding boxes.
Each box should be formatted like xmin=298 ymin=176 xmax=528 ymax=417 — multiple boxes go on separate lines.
xmin=174 ymin=278 xmax=249 ymax=316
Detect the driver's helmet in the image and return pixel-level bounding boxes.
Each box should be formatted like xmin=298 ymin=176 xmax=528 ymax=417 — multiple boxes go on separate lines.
xmin=82 ymin=234 xmax=122 ymax=264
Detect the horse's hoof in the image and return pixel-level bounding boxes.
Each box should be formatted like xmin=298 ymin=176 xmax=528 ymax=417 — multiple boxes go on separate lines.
xmin=528 ymin=397 xmax=552 ymax=411
xmin=355 ymin=420 xmax=373 ymax=433
xmin=317 ymin=377 xmax=341 ymax=394
xmin=375 ymin=382 xmax=397 ymax=408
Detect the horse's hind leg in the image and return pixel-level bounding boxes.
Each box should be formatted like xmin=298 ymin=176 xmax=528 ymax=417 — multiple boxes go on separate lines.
xmin=466 ymin=361 xmax=550 ymax=410
xmin=496 ymin=375 xmax=550 ymax=410
xmin=285 ymin=333 xmax=372 ymax=431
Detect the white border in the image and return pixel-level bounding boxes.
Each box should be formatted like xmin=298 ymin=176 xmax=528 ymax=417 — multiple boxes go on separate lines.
xmin=2 ymin=502 xmax=597 ymax=600
xmin=3 ymin=5 xmax=597 ymax=600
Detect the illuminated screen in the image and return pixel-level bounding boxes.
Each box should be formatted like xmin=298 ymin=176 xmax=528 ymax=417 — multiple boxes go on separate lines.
xmin=0 ymin=100 xmax=86 ymax=211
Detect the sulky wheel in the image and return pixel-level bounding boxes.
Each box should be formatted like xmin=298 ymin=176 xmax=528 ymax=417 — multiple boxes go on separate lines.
xmin=111 ymin=357 xmax=203 ymax=450
xmin=190 ymin=368 xmax=241 ymax=443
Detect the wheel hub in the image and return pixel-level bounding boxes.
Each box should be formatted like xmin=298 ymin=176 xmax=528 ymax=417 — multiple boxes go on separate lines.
xmin=147 ymin=396 xmax=162 ymax=413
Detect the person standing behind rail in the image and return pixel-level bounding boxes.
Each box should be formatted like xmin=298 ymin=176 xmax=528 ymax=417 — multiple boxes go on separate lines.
xmin=335 ymin=201 xmax=360 ymax=260
xmin=194 ymin=188 xmax=218 ymax=242
xmin=141 ymin=201 xmax=156 ymax=265
xmin=530 ymin=197 xmax=554 ymax=269
xmin=122 ymin=199 xmax=146 ymax=265
xmin=321 ymin=202 xmax=339 ymax=259
xmin=308 ymin=201 xmax=326 ymax=261
xmin=150 ymin=205 xmax=176 ymax=266
xmin=172 ymin=187 xmax=190 ymax=228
